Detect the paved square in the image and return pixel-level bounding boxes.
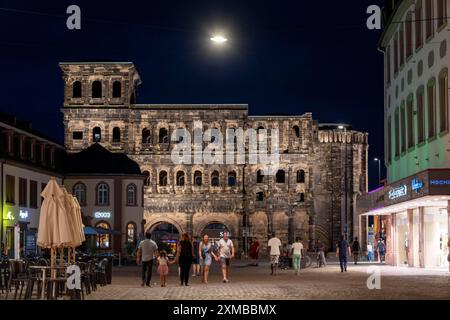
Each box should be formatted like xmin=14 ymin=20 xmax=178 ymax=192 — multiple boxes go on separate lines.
xmin=87 ymin=260 xmax=450 ymax=300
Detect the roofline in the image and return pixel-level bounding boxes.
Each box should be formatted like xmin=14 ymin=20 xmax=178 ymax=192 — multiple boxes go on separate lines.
xmin=64 ymin=173 xmax=146 ymax=179
xmin=132 ymin=104 xmax=248 ymax=110
xmin=0 ymin=121 xmax=64 ymax=148
xmin=59 ymin=62 xmax=134 ymax=65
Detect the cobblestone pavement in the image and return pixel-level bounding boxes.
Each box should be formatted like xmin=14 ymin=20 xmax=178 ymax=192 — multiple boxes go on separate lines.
xmin=86 ymin=260 xmax=450 ymax=300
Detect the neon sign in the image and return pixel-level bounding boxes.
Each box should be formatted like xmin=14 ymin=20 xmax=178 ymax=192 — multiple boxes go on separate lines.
xmin=94 ymin=212 xmax=111 ymax=219
xmin=388 ymin=185 xmax=407 ymax=200
xmin=5 ymin=211 xmax=14 ymax=220
xmin=411 ymin=179 xmax=424 ymax=193
xmin=19 ymin=210 xmax=29 ymax=219
xmin=430 ymin=179 xmax=450 ymax=185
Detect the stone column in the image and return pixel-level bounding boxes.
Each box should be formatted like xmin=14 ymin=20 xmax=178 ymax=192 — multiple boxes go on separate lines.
xmin=419 ymin=207 xmax=425 ymax=268
xmin=407 ymin=209 xmax=414 ymax=267
xmin=186 ymin=211 xmax=194 ymax=237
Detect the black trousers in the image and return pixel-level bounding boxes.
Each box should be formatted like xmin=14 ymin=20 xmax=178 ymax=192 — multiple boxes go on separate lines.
xmin=179 ymin=257 xmax=192 ymax=285
xmin=339 ymin=255 xmax=347 ymax=271
xmin=142 ymin=260 xmax=153 ymax=286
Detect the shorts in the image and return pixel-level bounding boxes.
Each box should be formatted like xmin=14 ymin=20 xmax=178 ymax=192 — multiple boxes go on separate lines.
xmin=220 ymin=257 xmax=231 ymax=266
xmin=157 ymin=265 xmax=168 ymax=276
xmin=270 ymin=255 xmax=280 ymax=264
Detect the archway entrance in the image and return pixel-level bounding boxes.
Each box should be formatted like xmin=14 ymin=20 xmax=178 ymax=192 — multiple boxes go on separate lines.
xmin=201 ymin=222 xmax=231 ymax=247
xmin=150 ymin=222 xmax=180 ymax=258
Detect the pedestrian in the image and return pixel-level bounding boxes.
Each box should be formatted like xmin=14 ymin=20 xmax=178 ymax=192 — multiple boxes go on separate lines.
xmin=249 ymin=237 xmax=260 ymax=266
xmin=136 ymin=232 xmax=158 ymax=287
xmin=315 ymin=239 xmax=326 ymax=267
xmin=157 ymin=250 xmax=169 ymax=287
xmin=172 ymin=233 xmax=194 ymax=286
xmin=351 ymin=237 xmax=361 ymax=265
xmin=192 ymin=236 xmax=200 ymax=277
xmin=336 ymin=234 xmax=351 ymax=273
xmin=199 ymin=234 xmax=217 ymax=284
xmin=217 ymin=231 xmax=234 ymax=283
xmin=268 ymin=232 xmax=282 ymax=276
xmin=367 ymin=242 xmax=373 ymax=262
xmin=291 ymin=237 xmax=304 ymax=275
xmin=377 ymin=239 xmax=385 ymax=263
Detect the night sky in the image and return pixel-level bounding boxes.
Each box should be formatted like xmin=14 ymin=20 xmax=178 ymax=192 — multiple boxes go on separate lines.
xmin=0 ymin=0 xmax=385 ymax=190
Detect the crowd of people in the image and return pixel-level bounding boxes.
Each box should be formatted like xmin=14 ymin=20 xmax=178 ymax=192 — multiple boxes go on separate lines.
xmin=135 ymin=231 xmax=387 ymax=287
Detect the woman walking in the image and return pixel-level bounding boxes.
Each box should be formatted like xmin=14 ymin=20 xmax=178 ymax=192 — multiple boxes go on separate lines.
xmin=199 ymin=234 xmax=217 ymax=284
xmin=172 ymin=233 xmax=195 ymax=286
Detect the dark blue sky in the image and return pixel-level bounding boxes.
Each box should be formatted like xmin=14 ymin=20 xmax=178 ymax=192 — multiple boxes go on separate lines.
xmin=0 ymin=0 xmax=385 ymax=189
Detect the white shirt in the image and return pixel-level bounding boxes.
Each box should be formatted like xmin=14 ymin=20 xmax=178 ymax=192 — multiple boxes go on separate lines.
xmin=367 ymin=244 xmax=373 ymax=252
xmin=268 ymin=237 xmax=282 ymax=255
xmin=219 ymin=239 xmax=234 ymax=258
xmin=138 ymin=239 xmax=158 ymax=262
xmin=292 ymin=242 xmax=303 ymax=255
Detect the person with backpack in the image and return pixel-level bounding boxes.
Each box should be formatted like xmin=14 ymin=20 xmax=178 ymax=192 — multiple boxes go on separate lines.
xmin=351 ymin=237 xmax=361 ymax=265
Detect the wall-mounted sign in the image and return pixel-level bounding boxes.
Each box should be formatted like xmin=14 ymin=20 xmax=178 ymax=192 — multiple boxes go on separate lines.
xmin=5 ymin=212 xmax=14 ymax=220
xmin=411 ymin=179 xmax=424 ymax=193
xmin=430 ymin=179 xmax=450 ymax=185
xmin=94 ymin=211 xmax=111 ymax=219
xmin=388 ymin=185 xmax=407 ymax=200
xmin=19 ymin=210 xmax=29 ymax=219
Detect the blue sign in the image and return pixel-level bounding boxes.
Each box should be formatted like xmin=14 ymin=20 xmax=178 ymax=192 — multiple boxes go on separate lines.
xmin=411 ymin=179 xmax=424 ymax=192
xmin=430 ymin=179 xmax=450 ymax=185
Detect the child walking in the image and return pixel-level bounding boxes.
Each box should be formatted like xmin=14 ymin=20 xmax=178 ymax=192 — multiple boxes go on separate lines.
xmin=157 ymin=250 xmax=169 ymax=287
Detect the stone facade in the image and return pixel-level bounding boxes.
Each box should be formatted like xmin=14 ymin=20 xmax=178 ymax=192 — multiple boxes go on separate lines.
xmin=60 ymin=62 xmax=369 ymax=253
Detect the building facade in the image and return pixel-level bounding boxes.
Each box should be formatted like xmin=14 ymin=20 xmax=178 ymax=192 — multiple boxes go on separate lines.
xmin=0 ymin=113 xmax=65 ymax=258
xmin=60 ymin=62 xmax=369 ymax=254
xmin=356 ymin=0 xmax=449 ymax=269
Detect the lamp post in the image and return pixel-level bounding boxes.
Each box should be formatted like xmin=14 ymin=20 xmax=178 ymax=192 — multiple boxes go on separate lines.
xmin=374 ymin=158 xmax=381 ymax=186
xmin=338 ymin=125 xmax=348 ymax=241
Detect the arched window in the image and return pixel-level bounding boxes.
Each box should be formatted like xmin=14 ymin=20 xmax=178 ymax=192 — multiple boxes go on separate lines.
xmin=276 ymin=170 xmax=285 ymax=183
xmin=143 ymin=170 xmax=150 ymax=187
xmin=93 ymin=127 xmax=101 ymax=142
xmin=72 ymin=81 xmax=82 ymax=98
xmin=92 ymin=81 xmax=102 ymax=98
xmin=176 ymin=171 xmax=185 ymax=186
xmin=126 ymin=222 xmax=136 ymax=243
xmin=194 ymin=171 xmax=202 ymax=186
xmin=96 ymin=182 xmax=109 ymax=205
xmin=293 ymin=125 xmax=300 ymax=138
xmin=112 ymin=81 xmax=121 ymax=98
xmin=73 ymin=182 xmax=86 ymax=206
xmin=159 ymin=171 xmax=168 ymax=186
xmin=257 ymin=126 xmax=265 ymax=133
xmin=256 ymin=191 xmax=264 ymax=201
xmin=257 ymin=170 xmax=264 ymax=184
xmin=112 ymin=127 xmax=121 ymax=142
xmin=228 ymin=171 xmax=236 ymax=187
xmin=96 ymin=222 xmax=111 ymax=249
xmin=211 ymin=171 xmax=219 ymax=187
xmin=297 ymin=170 xmax=305 ymax=183
xmin=159 ymin=128 xmax=169 ymax=144
xmin=142 ymin=128 xmax=151 ymax=144
xmin=126 ymin=184 xmax=137 ymax=206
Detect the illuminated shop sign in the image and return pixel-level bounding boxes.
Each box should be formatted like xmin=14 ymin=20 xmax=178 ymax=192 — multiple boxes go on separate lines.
xmin=94 ymin=211 xmax=111 ymax=219
xmin=411 ymin=179 xmax=424 ymax=193
xmin=388 ymin=185 xmax=407 ymax=200
xmin=19 ymin=210 xmax=29 ymax=219
xmin=5 ymin=211 xmax=14 ymax=220
xmin=430 ymin=179 xmax=450 ymax=185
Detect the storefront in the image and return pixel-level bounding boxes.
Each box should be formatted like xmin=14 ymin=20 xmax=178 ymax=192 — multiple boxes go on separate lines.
xmin=356 ymin=169 xmax=450 ymax=269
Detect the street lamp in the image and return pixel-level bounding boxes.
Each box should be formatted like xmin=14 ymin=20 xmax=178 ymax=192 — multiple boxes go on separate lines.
xmin=210 ymin=35 xmax=228 ymax=44
xmin=374 ymin=158 xmax=381 ymax=186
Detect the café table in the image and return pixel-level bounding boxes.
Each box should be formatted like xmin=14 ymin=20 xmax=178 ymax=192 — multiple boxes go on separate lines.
xmin=28 ymin=265 xmax=67 ymax=300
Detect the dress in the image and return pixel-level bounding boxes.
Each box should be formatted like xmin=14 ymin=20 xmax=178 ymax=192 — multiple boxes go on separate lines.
xmin=200 ymin=242 xmax=213 ymax=266
xmin=249 ymin=240 xmax=259 ymax=260
xmin=157 ymin=257 xmax=169 ymax=276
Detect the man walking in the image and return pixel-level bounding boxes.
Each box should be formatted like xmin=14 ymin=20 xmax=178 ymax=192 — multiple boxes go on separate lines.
xmin=217 ymin=232 xmax=234 ymax=283
xmin=351 ymin=237 xmax=361 ymax=265
xmin=136 ymin=232 xmax=158 ymax=287
xmin=268 ymin=232 xmax=282 ymax=276
xmin=336 ymin=234 xmax=351 ymax=273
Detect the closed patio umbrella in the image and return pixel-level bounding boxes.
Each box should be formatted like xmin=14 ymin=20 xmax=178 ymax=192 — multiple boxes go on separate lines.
xmin=72 ymin=196 xmax=85 ymax=244
xmin=61 ymin=187 xmax=80 ymax=248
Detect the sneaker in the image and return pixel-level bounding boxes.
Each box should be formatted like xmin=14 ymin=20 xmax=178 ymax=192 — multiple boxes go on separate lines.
xmin=192 ymin=274 xmax=196 ymax=277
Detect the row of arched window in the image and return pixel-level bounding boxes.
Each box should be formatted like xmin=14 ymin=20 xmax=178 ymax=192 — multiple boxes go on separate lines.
xmin=257 ymin=169 xmax=306 ymax=184
xmin=72 ymin=80 xmax=122 ymax=99
xmin=95 ymin=221 xmax=138 ymax=249
xmin=73 ymin=182 xmax=138 ymax=206
xmin=142 ymin=170 xmax=237 ymax=187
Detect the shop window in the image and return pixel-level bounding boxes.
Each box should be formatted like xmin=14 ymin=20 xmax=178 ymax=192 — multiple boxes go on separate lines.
xmin=176 ymin=171 xmax=185 ymax=186
xmin=96 ymin=222 xmax=111 ymax=249
xmin=73 ymin=182 xmax=86 ymax=206
xmin=159 ymin=171 xmax=168 ymax=186
xmin=276 ymin=170 xmax=285 ymax=183
xmin=19 ymin=177 xmax=27 ymax=207
xmin=112 ymin=81 xmax=121 ymax=98
xmin=297 ymin=170 xmax=305 ymax=183
xmin=159 ymin=128 xmax=169 ymax=144
xmin=126 ymin=222 xmax=136 ymax=243
xmin=6 ymin=175 xmax=15 ymax=204
xmin=228 ymin=171 xmax=236 ymax=187
xmin=92 ymin=81 xmax=102 ymax=98
xmin=194 ymin=171 xmax=202 ymax=186
xmin=112 ymin=127 xmax=121 ymax=143
xmin=72 ymin=81 xmax=82 ymax=98
xmin=211 ymin=171 xmax=220 ymax=187
xmin=93 ymin=127 xmax=101 ymax=142
xmin=96 ymin=182 xmax=109 ymax=206
xmin=72 ymin=131 xmax=83 ymax=140
xmin=126 ymin=184 xmax=137 ymax=206
xmin=142 ymin=128 xmax=151 ymax=144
